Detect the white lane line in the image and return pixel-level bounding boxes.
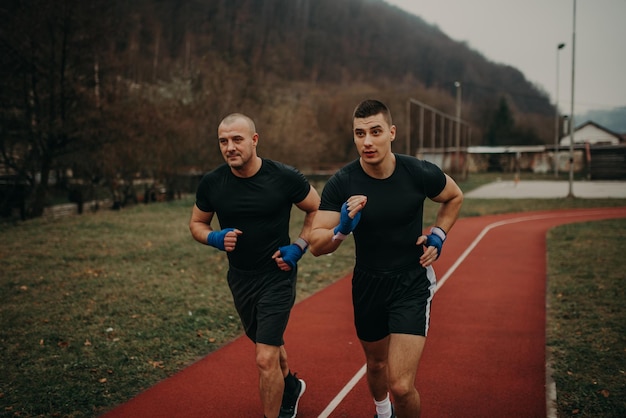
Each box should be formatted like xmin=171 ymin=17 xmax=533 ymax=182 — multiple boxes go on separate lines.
xmin=316 ymin=209 xmax=617 ymax=418
xmin=316 ymin=364 xmax=367 ymax=418
xmin=438 ymin=209 xmax=618 ymax=290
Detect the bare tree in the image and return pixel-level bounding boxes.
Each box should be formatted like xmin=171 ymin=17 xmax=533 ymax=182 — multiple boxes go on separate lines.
xmin=0 ymin=0 xmax=112 ymax=217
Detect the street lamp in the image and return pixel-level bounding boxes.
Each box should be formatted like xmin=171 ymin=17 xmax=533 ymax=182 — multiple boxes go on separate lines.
xmin=454 ymin=81 xmax=462 ymax=173
xmin=554 ymin=43 xmax=565 ymax=178
xmin=567 ymin=0 xmax=577 ymax=198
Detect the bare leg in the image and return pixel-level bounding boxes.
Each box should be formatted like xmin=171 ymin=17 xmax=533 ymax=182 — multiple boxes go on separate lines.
xmin=256 ymin=343 xmax=284 ymax=418
xmin=279 ymin=345 xmax=289 ymax=378
xmin=387 ymin=334 xmax=426 ymax=417
xmin=360 ymin=336 xmax=390 ymax=402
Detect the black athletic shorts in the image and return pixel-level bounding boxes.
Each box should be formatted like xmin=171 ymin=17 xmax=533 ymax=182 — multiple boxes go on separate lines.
xmin=352 ymin=265 xmax=437 ymax=342
xmin=227 ymin=265 xmax=297 ymax=346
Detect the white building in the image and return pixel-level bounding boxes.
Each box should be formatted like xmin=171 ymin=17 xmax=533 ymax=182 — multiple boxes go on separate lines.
xmin=560 ymin=121 xmax=622 ymax=146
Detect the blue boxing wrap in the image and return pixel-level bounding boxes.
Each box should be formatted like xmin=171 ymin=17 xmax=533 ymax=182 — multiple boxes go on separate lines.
xmin=207 ymin=228 xmax=235 ymax=251
xmin=333 ymin=202 xmax=361 ymax=240
xmin=278 ymin=243 xmax=305 ymax=269
xmin=426 ymin=226 xmax=447 ymax=259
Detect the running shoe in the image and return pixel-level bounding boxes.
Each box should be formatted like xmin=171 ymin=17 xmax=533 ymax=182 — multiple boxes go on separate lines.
xmin=279 ymin=376 xmax=306 ymax=418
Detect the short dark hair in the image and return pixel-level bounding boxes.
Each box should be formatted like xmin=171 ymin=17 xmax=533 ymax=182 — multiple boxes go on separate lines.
xmin=353 ymin=99 xmax=393 ymax=126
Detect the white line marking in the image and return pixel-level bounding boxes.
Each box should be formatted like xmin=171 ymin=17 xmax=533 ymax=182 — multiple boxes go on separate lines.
xmin=316 ymin=209 xmax=618 ymax=418
xmin=317 ymin=364 xmax=366 ymax=418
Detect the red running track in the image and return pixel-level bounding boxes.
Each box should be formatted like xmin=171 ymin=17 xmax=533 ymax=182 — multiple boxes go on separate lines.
xmin=101 ymin=207 xmax=626 ymax=418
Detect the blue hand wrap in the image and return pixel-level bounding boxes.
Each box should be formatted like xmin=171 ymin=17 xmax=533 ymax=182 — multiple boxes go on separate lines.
xmin=333 ymin=202 xmax=361 ymax=236
xmin=426 ymin=226 xmax=446 ymax=259
xmin=278 ymin=244 xmax=305 ymax=269
xmin=207 ymin=228 xmax=235 ymax=251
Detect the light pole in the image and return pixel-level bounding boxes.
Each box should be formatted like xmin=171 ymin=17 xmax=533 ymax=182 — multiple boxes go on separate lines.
xmin=554 ymin=43 xmax=565 ymax=178
xmin=567 ymin=0 xmax=577 ymax=198
xmin=454 ymin=81 xmax=461 ymax=173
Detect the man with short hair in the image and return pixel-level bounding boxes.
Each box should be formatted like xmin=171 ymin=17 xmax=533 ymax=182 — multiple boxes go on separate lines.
xmin=309 ymin=100 xmax=463 ymax=417
xmin=190 ymin=113 xmax=320 ymax=418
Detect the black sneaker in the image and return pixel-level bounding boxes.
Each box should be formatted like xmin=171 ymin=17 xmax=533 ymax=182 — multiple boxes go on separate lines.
xmin=374 ymin=403 xmax=395 ymax=418
xmin=279 ymin=377 xmax=306 ymax=418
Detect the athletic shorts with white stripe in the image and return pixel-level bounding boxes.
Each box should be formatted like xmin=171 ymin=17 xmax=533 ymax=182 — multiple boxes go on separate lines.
xmin=352 ymin=265 xmax=437 ymax=342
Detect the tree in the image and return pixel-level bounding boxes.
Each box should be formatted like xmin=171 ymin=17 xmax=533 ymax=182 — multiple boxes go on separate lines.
xmin=1 ymin=0 xmax=558 ymax=221
xmin=0 ymin=0 xmax=111 ymax=217
xmin=485 ymin=97 xmax=515 ymax=146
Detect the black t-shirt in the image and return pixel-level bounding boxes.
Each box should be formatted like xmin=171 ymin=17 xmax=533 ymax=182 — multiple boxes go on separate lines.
xmin=195 ymin=159 xmax=311 ymax=271
xmin=319 ymin=154 xmax=446 ymax=273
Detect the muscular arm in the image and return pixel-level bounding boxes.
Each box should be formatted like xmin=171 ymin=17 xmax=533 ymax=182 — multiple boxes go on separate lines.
xmin=309 ymin=195 xmax=367 ymax=257
xmin=430 ymin=174 xmax=464 ymax=233
xmin=294 ymin=186 xmax=321 ymax=243
xmin=417 ymin=174 xmax=464 ymax=266
xmin=189 ymin=204 xmax=215 ymax=245
xmin=271 ymin=186 xmax=320 ymax=271
xmin=308 ymin=210 xmax=342 ymax=256
xmin=189 ymin=204 xmax=241 ymax=251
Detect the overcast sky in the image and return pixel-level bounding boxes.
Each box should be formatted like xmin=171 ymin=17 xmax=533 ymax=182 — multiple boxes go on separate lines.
xmin=384 ymin=0 xmax=626 ymax=115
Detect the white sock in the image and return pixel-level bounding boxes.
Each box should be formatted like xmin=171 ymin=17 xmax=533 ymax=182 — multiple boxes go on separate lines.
xmin=374 ymin=393 xmax=392 ymax=418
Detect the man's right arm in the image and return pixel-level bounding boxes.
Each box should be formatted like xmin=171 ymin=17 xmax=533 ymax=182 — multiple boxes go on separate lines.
xmin=189 ymin=204 xmax=215 ymax=245
xmin=308 ymin=210 xmax=343 ymax=256
xmin=189 ymin=204 xmax=241 ymax=252
xmin=309 ymin=195 xmax=367 ymax=256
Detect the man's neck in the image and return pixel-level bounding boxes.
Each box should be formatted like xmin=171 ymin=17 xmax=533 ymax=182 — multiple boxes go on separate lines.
xmin=231 ymin=156 xmax=262 ymax=178
xmin=360 ymin=154 xmax=396 ymax=179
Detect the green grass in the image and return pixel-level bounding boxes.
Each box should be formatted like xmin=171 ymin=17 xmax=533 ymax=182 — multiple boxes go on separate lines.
xmin=0 ymin=173 xmax=624 ymax=417
xmin=546 ymin=220 xmax=626 ymax=417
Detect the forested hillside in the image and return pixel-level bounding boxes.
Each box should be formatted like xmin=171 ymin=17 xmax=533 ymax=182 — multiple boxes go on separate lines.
xmin=1 ymin=0 xmax=554 ymax=217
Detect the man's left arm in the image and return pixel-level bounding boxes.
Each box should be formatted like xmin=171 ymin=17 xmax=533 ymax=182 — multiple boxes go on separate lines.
xmin=272 ymin=186 xmax=321 ymax=270
xmin=298 ymin=186 xmax=322 ymax=237
xmin=418 ymin=174 xmax=464 ymax=266
xmin=431 ymin=174 xmax=464 ymax=233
